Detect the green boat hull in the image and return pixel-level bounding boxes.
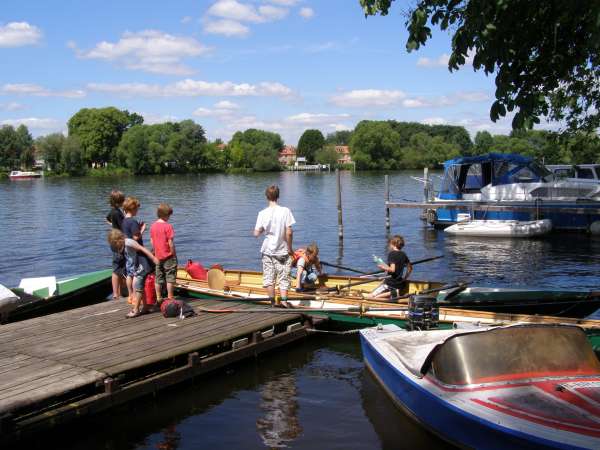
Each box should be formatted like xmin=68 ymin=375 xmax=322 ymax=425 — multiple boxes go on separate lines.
xmin=6 ymin=269 xmax=113 ymax=323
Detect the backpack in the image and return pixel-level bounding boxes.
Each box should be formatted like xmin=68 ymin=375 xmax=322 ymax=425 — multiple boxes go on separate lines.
xmin=160 ymin=298 xmax=196 ymax=318
xmin=186 ymin=259 xmax=208 ymax=281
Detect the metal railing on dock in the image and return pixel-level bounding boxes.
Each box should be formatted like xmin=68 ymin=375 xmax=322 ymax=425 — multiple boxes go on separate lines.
xmin=0 ymin=297 xmax=322 ymax=443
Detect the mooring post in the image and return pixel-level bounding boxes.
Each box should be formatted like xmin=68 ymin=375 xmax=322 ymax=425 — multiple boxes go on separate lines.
xmin=423 ymin=167 xmax=430 ymax=202
xmin=336 ymin=169 xmax=344 ymax=240
xmin=384 ymin=174 xmax=391 ymax=231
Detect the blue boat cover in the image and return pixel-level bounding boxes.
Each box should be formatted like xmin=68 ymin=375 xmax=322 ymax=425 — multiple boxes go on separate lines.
xmin=443 ymin=153 xmax=532 ymax=169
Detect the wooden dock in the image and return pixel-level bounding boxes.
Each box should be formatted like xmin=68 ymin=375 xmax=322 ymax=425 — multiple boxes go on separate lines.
xmin=0 ymin=297 xmax=320 ymax=443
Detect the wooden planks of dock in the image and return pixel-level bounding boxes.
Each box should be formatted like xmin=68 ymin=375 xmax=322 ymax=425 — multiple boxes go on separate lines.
xmin=0 ymin=297 xmax=319 ymax=443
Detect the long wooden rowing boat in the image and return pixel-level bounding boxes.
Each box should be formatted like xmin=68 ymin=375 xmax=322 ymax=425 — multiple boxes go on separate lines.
xmin=176 ymin=268 xmax=600 ymax=318
xmin=1 ymin=269 xmax=113 ymax=323
xmin=175 ymin=268 xmax=600 ymax=351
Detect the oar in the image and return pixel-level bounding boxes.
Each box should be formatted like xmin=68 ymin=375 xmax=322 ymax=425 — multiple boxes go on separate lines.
xmin=316 ymin=276 xmax=386 ymax=294
xmin=390 ymin=282 xmax=467 ymax=302
xmin=322 ymin=254 xmax=445 ymax=277
xmin=196 ymin=305 xmax=411 ymax=314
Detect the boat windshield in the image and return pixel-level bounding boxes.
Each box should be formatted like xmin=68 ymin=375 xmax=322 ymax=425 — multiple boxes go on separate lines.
xmin=430 ymin=326 xmax=600 ymax=385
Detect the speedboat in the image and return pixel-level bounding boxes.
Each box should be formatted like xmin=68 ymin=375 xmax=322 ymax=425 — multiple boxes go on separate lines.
xmin=444 ymin=218 xmax=552 ymax=237
xmin=547 ymin=164 xmax=600 ymax=184
xmin=360 ymin=323 xmax=600 ymax=449
xmin=9 ymin=170 xmax=42 ymax=180
xmin=430 ymin=153 xmax=600 ymax=231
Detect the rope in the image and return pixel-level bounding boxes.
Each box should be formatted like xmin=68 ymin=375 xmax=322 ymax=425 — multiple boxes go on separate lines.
xmin=306 ymin=328 xmax=362 ymax=335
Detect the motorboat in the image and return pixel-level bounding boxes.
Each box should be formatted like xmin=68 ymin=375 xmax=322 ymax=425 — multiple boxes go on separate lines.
xmin=360 ymin=323 xmax=600 ymax=449
xmin=8 ymin=170 xmax=42 ymax=180
xmin=444 ymin=219 xmax=552 ymax=237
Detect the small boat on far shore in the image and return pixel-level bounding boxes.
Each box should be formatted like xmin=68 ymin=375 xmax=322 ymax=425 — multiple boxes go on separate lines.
xmin=445 ymin=219 xmax=552 ymax=237
xmin=8 ymin=170 xmax=42 ymax=180
xmin=361 ymin=323 xmax=600 ymax=449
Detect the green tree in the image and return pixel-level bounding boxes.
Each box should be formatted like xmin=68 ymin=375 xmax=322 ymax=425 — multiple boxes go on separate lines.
xmin=473 ymin=131 xmax=494 ymax=155
xmin=68 ymin=107 xmax=143 ymax=167
xmin=297 ymin=129 xmax=325 ymax=163
xmin=228 ymin=129 xmax=283 ymax=171
xmin=61 ymin=136 xmax=86 ymax=175
xmin=117 ymin=125 xmax=152 ymax=174
xmin=36 ymin=133 xmax=66 ymax=171
xmin=315 ymin=145 xmax=339 ymax=166
xmin=360 ymin=0 xmax=600 ymax=134
xmin=0 ymin=125 xmax=19 ymax=169
xmin=350 ymin=121 xmax=400 ymax=169
xmin=325 ymin=130 xmax=353 ymax=146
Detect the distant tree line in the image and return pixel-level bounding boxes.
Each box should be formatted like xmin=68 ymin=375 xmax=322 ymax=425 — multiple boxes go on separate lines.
xmin=1 ymin=106 xmax=600 ymax=176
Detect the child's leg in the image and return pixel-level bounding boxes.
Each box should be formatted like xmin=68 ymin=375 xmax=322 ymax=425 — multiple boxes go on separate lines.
xmin=155 ymin=261 xmax=164 ymax=303
xmin=126 ymin=276 xmax=134 ymax=303
xmin=165 ymin=257 xmax=177 ymax=299
xmin=367 ymin=283 xmax=390 ymax=300
xmin=111 ymin=272 xmax=120 ymax=299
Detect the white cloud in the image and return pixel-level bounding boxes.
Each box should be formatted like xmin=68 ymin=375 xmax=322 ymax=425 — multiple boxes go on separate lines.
xmin=421 ymin=117 xmax=448 ymax=125
xmin=141 ymin=112 xmax=178 ymax=125
xmin=299 ymin=7 xmax=314 ymax=19
xmin=181 ymin=16 xmax=193 ymax=24
xmin=330 ymin=89 xmax=406 ymax=107
xmin=258 ymin=5 xmax=288 ymax=21
xmin=0 ymin=101 xmax=25 ymax=111
xmin=193 ymin=100 xmax=241 ymax=118
xmin=203 ymin=0 xmax=293 ymax=37
xmin=87 ymin=79 xmax=294 ymax=98
xmin=0 ymin=117 xmax=61 ymax=131
xmin=267 ymin=0 xmax=300 ymax=5
xmin=204 ymin=19 xmax=250 ymax=37
xmin=0 ymin=22 xmax=42 ymax=47
xmin=207 ymin=0 xmax=265 ymax=23
xmin=73 ymin=30 xmax=210 ymax=75
xmin=214 ymin=100 xmax=240 ymax=110
xmin=1 ymin=83 xmax=86 ymax=98
xmin=402 ymin=98 xmax=430 ymax=108
xmin=286 ymin=112 xmax=351 ymax=125
xmin=416 ymin=53 xmax=450 ymax=68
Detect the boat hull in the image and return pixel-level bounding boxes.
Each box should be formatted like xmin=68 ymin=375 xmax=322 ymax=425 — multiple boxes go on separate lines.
xmin=360 ymin=329 xmax=600 ymax=450
xmin=4 ymin=269 xmax=113 ymax=323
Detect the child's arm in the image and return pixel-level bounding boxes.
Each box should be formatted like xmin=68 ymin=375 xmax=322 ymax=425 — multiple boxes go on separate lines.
xmin=285 ymin=226 xmax=293 ymax=256
xmin=128 ymin=240 xmax=159 ymax=265
xmin=295 ymin=266 xmax=304 ymax=288
xmin=403 ymin=262 xmax=413 ymax=280
xmin=168 ymin=238 xmax=176 ymax=258
xmin=378 ymin=262 xmax=394 ymax=273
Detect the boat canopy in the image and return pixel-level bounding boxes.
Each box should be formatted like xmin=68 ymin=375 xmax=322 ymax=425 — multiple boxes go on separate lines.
xmin=381 ymin=324 xmax=600 ymax=382
xmin=439 ymin=153 xmax=551 ymax=199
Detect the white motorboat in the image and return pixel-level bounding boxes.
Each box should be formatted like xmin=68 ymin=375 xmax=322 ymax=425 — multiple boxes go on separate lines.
xmin=9 ymin=170 xmax=42 ymax=180
xmin=444 ymin=219 xmax=552 ymax=237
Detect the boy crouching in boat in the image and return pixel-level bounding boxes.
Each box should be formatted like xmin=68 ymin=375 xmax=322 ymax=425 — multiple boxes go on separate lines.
xmin=294 ymin=243 xmax=323 ymax=292
xmin=108 ymin=229 xmax=158 ymax=317
xmin=150 ymin=203 xmax=177 ymax=304
xmin=366 ymin=235 xmax=412 ymax=301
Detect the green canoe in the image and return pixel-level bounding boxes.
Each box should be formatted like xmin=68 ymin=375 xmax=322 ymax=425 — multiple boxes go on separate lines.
xmin=1 ymin=269 xmax=113 ymax=323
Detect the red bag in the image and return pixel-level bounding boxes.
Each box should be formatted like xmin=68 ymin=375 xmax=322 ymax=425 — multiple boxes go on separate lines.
xmin=186 ymin=259 xmax=208 ymax=281
xmin=144 ymin=273 xmax=157 ymax=305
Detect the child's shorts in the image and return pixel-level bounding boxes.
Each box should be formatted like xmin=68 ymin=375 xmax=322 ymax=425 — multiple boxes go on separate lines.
xmin=156 ymin=256 xmax=177 ymax=285
xmin=112 ymin=251 xmax=125 ymax=277
xmin=371 ymin=282 xmax=401 ymax=298
xmin=262 ymin=254 xmax=292 ymax=291
xmin=133 ymin=273 xmax=147 ymax=293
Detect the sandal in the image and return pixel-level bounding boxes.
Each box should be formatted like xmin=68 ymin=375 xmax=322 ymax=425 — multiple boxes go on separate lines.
xmin=126 ymin=310 xmax=141 ymax=318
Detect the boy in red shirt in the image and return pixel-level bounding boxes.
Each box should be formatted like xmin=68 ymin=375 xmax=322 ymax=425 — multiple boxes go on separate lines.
xmin=150 ymin=203 xmax=177 ymax=303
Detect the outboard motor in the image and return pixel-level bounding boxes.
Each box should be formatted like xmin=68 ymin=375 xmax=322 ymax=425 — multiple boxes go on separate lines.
xmin=407 ymin=295 xmax=439 ymax=330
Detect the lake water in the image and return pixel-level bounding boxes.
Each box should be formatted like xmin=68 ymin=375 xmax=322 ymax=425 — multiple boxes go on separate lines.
xmin=2 ymin=171 xmax=600 ymax=449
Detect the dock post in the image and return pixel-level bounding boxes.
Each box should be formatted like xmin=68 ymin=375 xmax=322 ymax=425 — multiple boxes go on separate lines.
xmin=423 ymin=167 xmax=430 ymax=201
xmin=385 ymin=174 xmax=391 ymax=231
xmin=336 ymin=169 xmax=344 ymax=240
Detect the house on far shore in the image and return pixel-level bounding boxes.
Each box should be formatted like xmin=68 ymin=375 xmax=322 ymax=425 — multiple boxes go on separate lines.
xmin=335 ymin=146 xmax=352 ymax=165
xmin=216 ymin=143 xmax=226 ymax=151
xmin=278 ymin=145 xmax=296 ymax=165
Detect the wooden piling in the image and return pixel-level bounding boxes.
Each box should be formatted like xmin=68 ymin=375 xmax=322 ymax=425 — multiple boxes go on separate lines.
xmin=423 ymin=167 xmax=430 ymax=201
xmin=384 ymin=174 xmax=391 ymax=231
xmin=336 ymin=169 xmax=344 ymax=240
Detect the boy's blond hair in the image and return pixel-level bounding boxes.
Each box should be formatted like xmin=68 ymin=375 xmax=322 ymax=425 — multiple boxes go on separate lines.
xmin=305 ymin=242 xmax=319 ymax=262
xmin=157 ymin=203 xmax=173 ymax=220
xmin=109 ymin=190 xmax=125 ymax=208
xmin=108 ymin=229 xmax=125 ymax=253
xmin=123 ymin=196 xmax=140 ymax=214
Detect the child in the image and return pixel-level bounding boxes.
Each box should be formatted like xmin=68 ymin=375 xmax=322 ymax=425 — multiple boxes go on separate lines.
xmin=254 ymin=185 xmax=295 ymax=307
xmin=121 ymin=197 xmax=147 ymax=304
xmin=294 ymin=243 xmax=322 ymax=291
xmin=367 ymin=235 xmax=413 ymax=301
xmin=108 ymin=229 xmax=158 ymax=317
xmin=150 ymin=203 xmax=177 ymax=303
xmin=105 ymin=190 xmax=125 ymax=300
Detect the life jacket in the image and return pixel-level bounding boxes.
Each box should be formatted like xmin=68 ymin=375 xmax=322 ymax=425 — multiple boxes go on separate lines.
xmin=144 ymin=273 xmax=157 ymax=305
xmin=292 ymin=248 xmax=306 ymax=267
xmin=186 ymin=259 xmax=208 ymax=281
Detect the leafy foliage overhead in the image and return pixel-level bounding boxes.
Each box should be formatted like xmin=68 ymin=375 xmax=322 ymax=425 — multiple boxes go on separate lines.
xmin=360 ymin=0 xmax=600 ymax=134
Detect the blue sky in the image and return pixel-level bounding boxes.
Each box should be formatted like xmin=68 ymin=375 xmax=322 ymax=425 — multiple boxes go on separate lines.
xmin=1 ymin=0 xmax=514 ymax=144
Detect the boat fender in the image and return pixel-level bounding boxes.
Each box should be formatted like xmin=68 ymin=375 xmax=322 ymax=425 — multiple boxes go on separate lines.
xmin=425 ymin=209 xmax=437 ymax=225
xmin=590 ymin=221 xmax=600 ymax=235
xmin=186 ymin=260 xmax=208 ymax=281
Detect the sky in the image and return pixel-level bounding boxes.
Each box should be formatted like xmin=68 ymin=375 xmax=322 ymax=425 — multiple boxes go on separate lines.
xmin=1 ymin=0 xmax=517 ymax=144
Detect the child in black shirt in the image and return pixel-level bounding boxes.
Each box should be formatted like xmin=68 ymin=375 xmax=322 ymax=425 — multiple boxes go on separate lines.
xmin=106 ymin=190 xmax=125 ymax=300
xmin=367 ymin=235 xmax=412 ymax=300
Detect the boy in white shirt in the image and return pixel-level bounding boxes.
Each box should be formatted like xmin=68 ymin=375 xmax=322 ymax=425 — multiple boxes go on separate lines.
xmin=254 ymin=185 xmax=296 ymax=306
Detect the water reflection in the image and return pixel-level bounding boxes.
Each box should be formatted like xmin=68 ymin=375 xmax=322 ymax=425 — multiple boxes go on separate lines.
xmin=256 ymin=374 xmax=302 ymax=448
